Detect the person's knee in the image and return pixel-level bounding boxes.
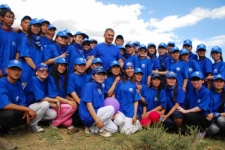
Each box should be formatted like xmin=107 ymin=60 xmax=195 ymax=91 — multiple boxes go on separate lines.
xmin=114 ymin=112 xmax=125 ymax=127
xmin=216 ymin=116 xmax=225 ymax=128
xmin=208 ymin=123 xmax=220 ymax=135
xmin=62 ymin=119 xmax=72 ymax=127
xmin=42 ymin=101 xmax=50 ymax=109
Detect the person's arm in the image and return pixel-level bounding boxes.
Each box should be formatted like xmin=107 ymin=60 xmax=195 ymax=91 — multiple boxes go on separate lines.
xmin=162 ymin=103 xmax=179 ymax=122
xmin=70 ymin=92 xmax=81 ymax=104
xmin=107 ymin=76 xmax=120 ymax=97
xmin=182 ymin=79 xmax=188 ymax=92
xmin=147 ymin=76 xmax=151 ymax=87
xmin=56 ymin=96 xmax=77 ymax=108
xmin=86 ymin=55 xmax=95 ymax=70
xmin=118 ymin=59 xmax=124 ymax=69
xmin=41 ymin=97 xmax=60 ymax=111
xmin=15 ymin=52 xmax=20 ymax=60
xmin=24 ymin=57 xmax=36 ymax=70
xmin=177 ymin=106 xmax=201 ymax=114
xmin=44 ymin=52 xmax=68 ymax=65
xmin=157 ymin=70 xmax=168 ymax=76
xmin=86 ymin=102 xmax=104 ymax=129
xmin=132 ymin=101 xmax=138 ymax=124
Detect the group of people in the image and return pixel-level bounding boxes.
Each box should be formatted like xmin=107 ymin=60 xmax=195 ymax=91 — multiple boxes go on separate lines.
xmin=0 ymin=3 xmax=225 ymax=150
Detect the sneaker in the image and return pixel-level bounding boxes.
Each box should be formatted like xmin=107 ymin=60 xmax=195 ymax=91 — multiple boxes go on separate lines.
xmin=99 ymin=131 xmax=111 ymax=137
xmin=28 ymin=125 xmax=44 ymax=133
xmin=84 ymin=127 xmax=91 ymax=134
xmin=67 ymin=126 xmax=79 ymax=135
xmin=49 ymin=123 xmax=58 ymax=130
xmin=199 ymin=131 xmax=206 ymax=139
xmin=0 ymin=137 xmax=17 ymax=150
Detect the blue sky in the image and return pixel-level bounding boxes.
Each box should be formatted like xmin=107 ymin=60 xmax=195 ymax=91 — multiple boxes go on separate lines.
xmin=2 ymin=0 xmax=225 ymax=58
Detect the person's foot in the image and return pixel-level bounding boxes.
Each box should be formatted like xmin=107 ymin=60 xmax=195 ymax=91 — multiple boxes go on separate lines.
xmin=49 ymin=123 xmax=58 ymax=130
xmin=67 ymin=126 xmax=79 ymax=135
xmin=0 ymin=138 xmax=17 ymax=150
xmin=28 ymin=125 xmax=44 ymax=133
xmin=198 ymin=130 xmax=206 ymax=139
xmin=84 ymin=127 xmax=91 ymax=134
xmin=99 ymin=131 xmax=111 ymax=137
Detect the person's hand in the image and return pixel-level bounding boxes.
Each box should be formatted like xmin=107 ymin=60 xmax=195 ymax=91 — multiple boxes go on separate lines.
xmin=23 ymin=109 xmax=37 ymax=125
xmin=0 ymin=70 xmax=3 ymax=78
xmin=141 ymin=112 xmax=149 ymax=119
xmin=176 ymin=106 xmax=186 ymax=114
xmin=68 ymin=100 xmax=77 ymax=109
xmin=59 ymin=51 xmax=69 ymax=58
xmin=23 ymin=112 xmax=31 ymax=125
xmin=114 ymin=76 xmax=121 ymax=84
xmin=161 ymin=115 xmax=168 ymax=122
xmin=56 ymin=100 xmax=61 ymax=113
xmin=182 ymin=86 xmax=186 ymax=92
xmin=206 ymin=113 xmax=213 ymax=121
xmin=136 ymin=84 xmax=142 ymax=94
xmin=96 ymin=120 xmax=104 ymax=129
xmin=132 ymin=115 xmax=137 ymax=124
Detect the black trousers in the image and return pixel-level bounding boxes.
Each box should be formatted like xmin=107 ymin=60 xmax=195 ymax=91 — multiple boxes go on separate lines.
xmin=0 ymin=110 xmax=26 ymax=131
xmin=184 ymin=112 xmax=211 ymax=130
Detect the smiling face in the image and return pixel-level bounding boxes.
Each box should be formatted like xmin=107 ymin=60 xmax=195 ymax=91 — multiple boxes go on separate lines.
xmin=134 ymin=73 xmax=143 ymax=82
xmin=211 ymin=52 xmax=221 ymax=62
xmin=36 ymin=68 xmax=49 ymax=80
xmin=191 ymin=78 xmax=204 ymax=90
xmin=151 ymin=78 xmax=161 ymax=88
xmin=31 ymin=24 xmax=41 ymax=35
xmin=110 ymin=65 xmax=121 ymax=76
xmin=74 ymin=35 xmax=84 ymax=45
xmin=166 ymin=78 xmax=176 ymax=86
xmin=213 ymin=79 xmax=225 ymax=90
xmin=57 ymin=64 xmax=67 ymax=74
xmin=92 ymin=73 xmax=105 ymax=84
xmin=56 ymin=36 xmax=67 ymax=45
xmin=6 ymin=67 xmax=22 ymax=81
xmin=75 ymin=64 xmax=86 ymax=74
xmin=104 ymin=30 xmax=114 ymax=44
xmin=125 ymin=67 xmax=134 ymax=78
xmin=171 ymin=51 xmax=180 ymax=60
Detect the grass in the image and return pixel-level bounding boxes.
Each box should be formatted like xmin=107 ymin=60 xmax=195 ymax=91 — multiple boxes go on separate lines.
xmin=1 ymin=123 xmax=225 ymax=150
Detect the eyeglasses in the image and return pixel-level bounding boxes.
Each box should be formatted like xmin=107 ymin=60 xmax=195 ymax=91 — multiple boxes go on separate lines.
xmin=5 ymin=15 xmax=16 ymax=20
xmin=38 ymin=69 xmax=49 ymax=73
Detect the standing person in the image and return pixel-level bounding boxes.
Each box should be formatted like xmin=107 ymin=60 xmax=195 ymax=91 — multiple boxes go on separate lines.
xmin=0 ymin=9 xmax=20 ymax=77
xmin=0 ymin=4 xmax=11 ymax=27
xmin=177 ymin=71 xmax=212 ymax=138
xmin=196 ymin=43 xmax=213 ymax=89
xmin=147 ymin=42 xmax=160 ymax=69
xmin=90 ymin=39 xmax=98 ymax=50
xmin=138 ymin=44 xmax=152 ymax=86
xmin=117 ymin=45 xmax=126 ymax=63
xmin=169 ymin=46 xmax=188 ymax=92
xmin=105 ymin=61 xmax=122 ymax=97
xmin=0 ymin=60 xmax=36 ymax=150
xmin=48 ymin=58 xmax=78 ymax=134
xmin=24 ymin=63 xmax=58 ymax=132
xmin=47 ymin=24 xmax=57 ymax=43
xmin=43 ymin=31 xmax=68 ymax=71
xmin=19 ymin=18 xmax=45 ymax=86
xmin=162 ymin=71 xmax=185 ymax=133
xmin=66 ymin=31 xmax=87 ymax=73
xmin=133 ymin=41 xmax=140 ymax=54
xmin=114 ymin=35 xmax=124 ymax=46
xmin=86 ymin=28 xmax=124 ymax=71
xmin=79 ymin=66 xmax=118 ymax=137
xmin=167 ymin=41 xmax=175 ymax=54
xmin=39 ymin=18 xmax=52 ymax=45
xmin=206 ymin=74 xmax=225 ymax=135
xmin=82 ymin=38 xmax=92 ymax=61
xmin=183 ymin=39 xmax=198 ymax=61
xmin=180 ymin=48 xmax=202 ymax=94
xmin=123 ymin=42 xmax=139 ymax=70
xmin=114 ymin=62 xmax=142 ymax=135
xmin=153 ymin=42 xmax=170 ymax=88
xmin=67 ymin=58 xmax=88 ymax=127
xmin=17 ymin=15 xmax=31 ymax=38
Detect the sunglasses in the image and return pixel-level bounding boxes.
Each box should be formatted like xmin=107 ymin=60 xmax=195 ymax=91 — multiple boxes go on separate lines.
xmin=38 ymin=69 xmax=49 ymax=73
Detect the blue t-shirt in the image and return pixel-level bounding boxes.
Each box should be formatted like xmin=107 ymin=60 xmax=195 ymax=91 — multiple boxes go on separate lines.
xmin=197 ymin=57 xmax=213 ymax=78
xmin=104 ymin=76 xmax=119 ymax=94
xmin=155 ymin=54 xmax=170 ymax=71
xmin=210 ymin=91 xmax=223 ymax=113
xmin=79 ymin=81 xmax=105 ymax=127
xmin=212 ymin=61 xmax=225 ymax=77
xmin=0 ymin=28 xmax=20 ymax=75
xmin=48 ymin=75 xmax=67 ymax=98
xmin=0 ymin=78 xmax=26 ymax=109
xmin=115 ymin=80 xmax=141 ymax=118
xmin=67 ymin=72 xmax=87 ymax=98
xmin=169 ymin=60 xmax=188 ymax=87
xmin=189 ymin=52 xmax=198 ymax=61
xmin=186 ymin=86 xmax=212 ymax=115
xmin=93 ymin=43 xmax=122 ymax=70
xmin=24 ymin=76 xmax=48 ymax=105
xmin=66 ymin=43 xmax=84 ymax=73
xmin=19 ymin=36 xmax=45 ymax=82
xmin=165 ymin=85 xmax=185 ymax=110
xmin=84 ymin=49 xmax=93 ymax=61
xmin=139 ymin=57 xmax=152 ymax=84
xmin=123 ymin=54 xmax=139 ymax=70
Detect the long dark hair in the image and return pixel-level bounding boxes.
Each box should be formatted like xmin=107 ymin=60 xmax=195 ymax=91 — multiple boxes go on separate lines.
xmin=50 ymin=63 xmax=68 ymax=91
xmin=123 ymin=70 xmax=135 ymax=83
xmin=27 ymin=24 xmax=42 ymax=50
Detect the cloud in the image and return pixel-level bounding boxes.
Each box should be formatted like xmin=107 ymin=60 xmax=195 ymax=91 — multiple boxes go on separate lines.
xmin=148 ymin=6 xmax=225 ymax=33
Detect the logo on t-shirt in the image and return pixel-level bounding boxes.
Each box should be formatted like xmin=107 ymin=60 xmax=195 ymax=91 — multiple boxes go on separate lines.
xmin=141 ymin=64 xmax=145 ymax=68
xmin=97 ymin=88 xmax=102 ymax=95
xmin=154 ymin=97 xmax=158 ymax=101
xmin=15 ymin=96 xmax=19 ymax=102
xmin=197 ymin=99 xmax=201 ymax=103
xmin=176 ymin=67 xmax=181 ymax=72
xmin=214 ymin=69 xmax=218 ymax=74
xmin=102 ymin=83 xmax=105 ymax=88
xmin=12 ymin=41 xmax=16 ymax=47
xmin=128 ymin=88 xmax=133 ymax=93
xmin=188 ymin=68 xmax=193 ymax=73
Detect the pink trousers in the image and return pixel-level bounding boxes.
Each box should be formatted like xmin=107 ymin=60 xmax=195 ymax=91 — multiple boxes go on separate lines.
xmin=52 ymin=104 xmax=76 ymax=127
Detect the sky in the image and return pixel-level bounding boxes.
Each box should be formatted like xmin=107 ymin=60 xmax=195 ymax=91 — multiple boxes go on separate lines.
xmin=2 ymin=0 xmax=225 ymax=58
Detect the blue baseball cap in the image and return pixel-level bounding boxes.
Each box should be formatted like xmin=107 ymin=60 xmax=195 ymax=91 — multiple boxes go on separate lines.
xmin=134 ymin=41 xmax=140 ymax=47
xmin=74 ymin=31 xmax=87 ymax=39
xmin=125 ymin=42 xmax=134 ymax=47
xmin=0 ymin=4 xmax=11 ymax=10
xmin=92 ymin=66 xmax=106 ymax=75
xmin=63 ymin=29 xmax=72 ymax=35
xmin=82 ymin=38 xmax=90 ymax=44
xmin=75 ymin=58 xmax=86 ymax=65
xmin=109 ymin=60 xmax=120 ymax=68
xmin=213 ymin=74 xmax=225 ymax=81
xmin=117 ymin=44 xmax=126 ymax=51
xmin=180 ymin=48 xmax=189 ymax=55
xmin=29 ymin=18 xmax=41 ymax=25
xmin=92 ymin=58 xmax=103 ymax=64
xmin=56 ymin=31 xmax=68 ymax=38
xmin=151 ymin=73 xmax=161 ymax=79
xmin=190 ymin=71 xmax=204 ymax=79
xmin=55 ymin=58 xmax=68 ymax=65
xmin=183 ymin=39 xmax=192 ymax=46
xmin=35 ymin=63 xmax=48 ymax=71
xmin=48 ymin=24 xmax=57 ymax=30
xmin=21 ymin=15 xmax=31 ymax=23
xmin=211 ymin=46 xmax=222 ymax=53
xmin=197 ymin=44 xmax=206 ymax=51
xmin=138 ymin=44 xmax=147 ymax=50
xmin=124 ymin=62 xmax=134 ymax=69
xmin=170 ymin=46 xmax=180 ymax=53
xmin=134 ymin=68 xmax=143 ymax=74
xmin=7 ymin=60 xmax=23 ymax=70
xmin=90 ymin=39 xmax=98 ymax=44
xmin=158 ymin=42 xmax=167 ymax=49
xmin=147 ymin=42 xmax=156 ymax=48
xmin=166 ymin=71 xmax=177 ymax=78
xmin=39 ymin=18 xmax=50 ymax=25
xmin=167 ymin=41 xmax=175 ymax=46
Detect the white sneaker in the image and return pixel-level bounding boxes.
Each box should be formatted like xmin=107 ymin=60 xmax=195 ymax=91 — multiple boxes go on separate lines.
xmin=199 ymin=131 xmax=206 ymax=139
xmin=99 ymin=131 xmax=111 ymax=137
xmin=28 ymin=125 xmax=44 ymax=133
xmin=84 ymin=127 xmax=91 ymax=134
